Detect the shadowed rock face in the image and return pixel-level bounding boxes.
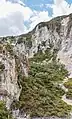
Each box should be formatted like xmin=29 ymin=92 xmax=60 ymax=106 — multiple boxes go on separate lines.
xmin=0 ymin=13 xmax=72 ymax=118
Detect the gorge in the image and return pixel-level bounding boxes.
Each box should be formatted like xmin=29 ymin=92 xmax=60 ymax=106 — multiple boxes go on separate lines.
xmin=1 ymin=13 xmax=72 ymax=119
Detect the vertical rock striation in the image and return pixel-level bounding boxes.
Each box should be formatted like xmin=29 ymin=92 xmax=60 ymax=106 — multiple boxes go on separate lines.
xmin=1 ymin=13 xmax=72 ymax=118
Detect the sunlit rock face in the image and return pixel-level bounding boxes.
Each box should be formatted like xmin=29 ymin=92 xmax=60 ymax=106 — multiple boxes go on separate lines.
xmin=0 ymin=42 xmax=29 ymax=109
xmin=0 ymin=13 xmax=72 ymax=117
xmin=31 ymin=14 xmax=72 ymax=77
xmin=24 ymin=13 xmax=72 ymax=77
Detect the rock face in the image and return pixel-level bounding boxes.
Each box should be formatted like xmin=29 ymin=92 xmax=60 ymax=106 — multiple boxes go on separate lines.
xmin=0 ymin=13 xmax=72 ymax=118
xmin=0 ymin=42 xmax=28 ymax=109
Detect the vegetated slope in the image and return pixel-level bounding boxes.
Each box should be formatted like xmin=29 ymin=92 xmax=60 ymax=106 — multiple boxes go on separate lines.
xmin=11 ymin=50 xmax=71 ymax=118
xmin=1 ymin=13 xmax=72 ymax=118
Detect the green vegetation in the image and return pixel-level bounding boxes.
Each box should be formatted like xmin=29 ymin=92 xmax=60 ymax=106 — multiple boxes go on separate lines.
xmin=17 ymin=76 xmax=71 ymax=117
xmin=0 ymin=44 xmax=3 ymax=53
xmin=64 ymin=78 xmax=72 ymax=99
xmin=30 ymin=50 xmax=53 ymax=62
xmin=0 ymin=101 xmax=13 ymax=119
xmin=11 ymin=49 xmax=72 ymax=118
xmin=5 ymin=43 xmax=14 ymax=56
xmin=66 ymin=89 xmax=72 ymax=99
xmin=17 ymin=35 xmax=32 ymax=49
xmin=0 ymin=62 xmax=5 ymax=73
xmin=64 ymin=79 xmax=72 ymax=89
xmin=1 ymin=13 xmax=72 ymax=119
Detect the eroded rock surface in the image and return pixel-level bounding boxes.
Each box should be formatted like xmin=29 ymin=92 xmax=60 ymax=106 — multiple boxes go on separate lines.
xmin=1 ymin=13 xmax=72 ymax=118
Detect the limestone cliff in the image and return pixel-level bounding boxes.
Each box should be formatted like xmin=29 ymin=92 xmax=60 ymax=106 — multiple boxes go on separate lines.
xmin=1 ymin=13 xmax=72 ymax=118
xmin=0 ymin=42 xmax=28 ymax=109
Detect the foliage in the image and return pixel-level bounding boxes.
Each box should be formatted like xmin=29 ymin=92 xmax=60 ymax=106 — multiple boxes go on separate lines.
xmin=0 ymin=62 xmax=5 ymax=73
xmin=30 ymin=50 xmax=53 ymax=63
xmin=66 ymin=89 xmax=72 ymax=100
xmin=0 ymin=44 xmax=3 ymax=53
xmin=64 ymin=78 xmax=72 ymax=99
xmin=5 ymin=43 xmax=14 ymax=56
xmin=64 ymin=79 xmax=72 ymax=89
xmin=17 ymin=35 xmax=32 ymax=48
xmin=0 ymin=101 xmax=13 ymax=119
xmin=18 ymin=76 xmax=71 ymax=117
xmin=12 ymin=49 xmax=72 ymax=118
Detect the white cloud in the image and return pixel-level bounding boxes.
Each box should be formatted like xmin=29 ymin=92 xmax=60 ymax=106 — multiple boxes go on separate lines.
xmin=54 ymin=0 xmax=63 ymax=6
xmin=0 ymin=0 xmax=33 ymax=36
xmin=0 ymin=11 xmax=28 ymax=36
xmin=52 ymin=0 xmax=72 ymax=17
xmin=0 ymin=0 xmax=6 ymax=4
xmin=0 ymin=0 xmax=50 ymax=36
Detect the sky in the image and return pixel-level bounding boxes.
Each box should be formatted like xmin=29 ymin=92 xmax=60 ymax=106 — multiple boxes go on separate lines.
xmin=0 ymin=0 xmax=72 ymax=36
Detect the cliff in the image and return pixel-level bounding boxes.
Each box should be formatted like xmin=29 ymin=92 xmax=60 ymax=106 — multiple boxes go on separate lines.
xmin=1 ymin=13 xmax=72 ymax=118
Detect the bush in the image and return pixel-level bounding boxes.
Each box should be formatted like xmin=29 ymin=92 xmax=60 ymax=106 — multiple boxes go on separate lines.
xmin=0 ymin=101 xmax=13 ymax=119
xmin=30 ymin=49 xmax=53 ymax=62
xmin=66 ymin=89 xmax=72 ymax=99
xmin=5 ymin=43 xmax=14 ymax=56
xmin=64 ymin=79 xmax=72 ymax=89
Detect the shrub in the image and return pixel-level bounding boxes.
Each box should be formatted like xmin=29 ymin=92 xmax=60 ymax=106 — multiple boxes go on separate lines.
xmin=64 ymin=78 xmax=72 ymax=88
xmin=12 ymin=50 xmax=71 ymax=117
xmin=66 ymin=89 xmax=72 ymax=100
xmin=0 ymin=101 xmax=13 ymax=119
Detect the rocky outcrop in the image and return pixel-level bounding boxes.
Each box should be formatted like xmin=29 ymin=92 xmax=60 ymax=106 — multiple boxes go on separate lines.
xmin=0 ymin=42 xmax=29 ymax=109
xmin=1 ymin=13 xmax=72 ymax=118
xmin=4 ymin=13 xmax=72 ymax=76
